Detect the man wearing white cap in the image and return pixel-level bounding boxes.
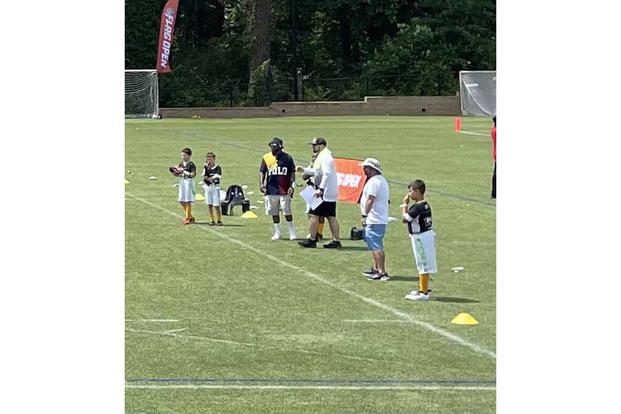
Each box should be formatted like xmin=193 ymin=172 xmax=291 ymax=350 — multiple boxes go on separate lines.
xmin=359 ymin=158 xmax=391 ymax=280
xmin=297 ymin=137 xmax=342 ymax=248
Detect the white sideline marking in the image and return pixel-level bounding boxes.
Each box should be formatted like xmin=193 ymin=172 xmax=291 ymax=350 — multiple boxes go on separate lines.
xmin=125 ymin=319 xmax=179 ymax=322
xmin=459 ymin=130 xmax=488 ymax=137
xmin=126 ymin=193 xmax=496 ymax=359
xmin=126 ymin=328 xmax=255 ymax=347
xmin=343 ymin=319 xmax=410 ymax=323
xmin=288 ymin=349 xmax=380 ymax=363
xmin=125 ymin=384 xmax=495 ymax=391
xmin=127 ymin=328 xmax=382 ymax=363
xmin=162 ymin=328 xmax=188 ymax=334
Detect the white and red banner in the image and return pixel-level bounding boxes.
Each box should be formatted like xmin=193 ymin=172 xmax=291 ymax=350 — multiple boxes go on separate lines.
xmin=156 ymin=0 xmax=180 ymax=74
xmin=334 ymin=158 xmax=366 ymax=204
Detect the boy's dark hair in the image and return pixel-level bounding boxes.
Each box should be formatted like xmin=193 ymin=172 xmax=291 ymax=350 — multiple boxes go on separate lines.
xmin=408 ymin=179 xmax=426 ymax=194
xmin=493 ymin=115 xmax=496 ymax=125
xmin=206 ymin=152 xmax=216 ymax=158
xmin=182 ymin=148 xmax=192 ymax=156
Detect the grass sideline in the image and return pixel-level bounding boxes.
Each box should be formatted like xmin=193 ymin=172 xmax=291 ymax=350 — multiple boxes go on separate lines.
xmin=125 ymin=116 xmax=496 ymax=413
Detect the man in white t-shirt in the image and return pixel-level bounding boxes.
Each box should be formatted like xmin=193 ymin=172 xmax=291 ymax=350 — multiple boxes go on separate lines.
xmin=358 ymin=158 xmax=391 ymax=280
xmin=297 ymin=137 xmax=342 ymax=249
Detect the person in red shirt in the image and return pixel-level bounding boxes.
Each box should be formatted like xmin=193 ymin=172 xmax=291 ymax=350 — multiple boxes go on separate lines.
xmin=491 ymin=115 xmax=497 ymax=199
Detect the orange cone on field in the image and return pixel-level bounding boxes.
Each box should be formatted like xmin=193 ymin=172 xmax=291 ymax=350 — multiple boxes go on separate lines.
xmin=454 ymin=117 xmax=462 ymax=132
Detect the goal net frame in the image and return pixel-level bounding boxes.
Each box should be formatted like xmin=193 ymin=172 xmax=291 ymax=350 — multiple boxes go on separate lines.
xmin=125 ymin=69 xmax=159 ymax=119
xmin=459 ymin=70 xmax=496 ymax=116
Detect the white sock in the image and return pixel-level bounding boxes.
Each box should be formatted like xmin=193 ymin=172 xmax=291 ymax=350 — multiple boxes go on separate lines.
xmin=273 ymin=223 xmax=281 ymax=234
xmin=287 ymin=221 xmax=295 ymax=233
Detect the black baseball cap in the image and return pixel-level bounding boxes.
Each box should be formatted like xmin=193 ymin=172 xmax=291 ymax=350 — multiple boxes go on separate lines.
xmin=309 ymin=137 xmax=327 ymax=146
xmin=268 ymin=137 xmax=284 ymax=147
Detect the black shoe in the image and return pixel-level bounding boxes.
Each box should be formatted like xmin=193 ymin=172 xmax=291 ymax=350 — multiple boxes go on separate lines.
xmin=366 ymin=272 xmax=382 ymax=280
xmin=366 ymin=272 xmax=390 ymax=281
xmin=362 ymin=268 xmax=378 ymax=277
xmin=323 ymin=240 xmax=342 ymax=249
xmin=217 ymin=221 xmax=223 ymax=226
xmin=299 ymin=239 xmax=317 ymax=248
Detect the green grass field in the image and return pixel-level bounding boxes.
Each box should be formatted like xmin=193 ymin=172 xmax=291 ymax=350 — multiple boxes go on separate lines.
xmin=125 ymin=116 xmax=496 ymax=413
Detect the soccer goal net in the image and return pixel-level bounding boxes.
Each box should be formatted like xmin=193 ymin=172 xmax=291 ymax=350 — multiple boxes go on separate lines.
xmin=459 ymin=70 xmax=496 ymax=116
xmin=125 ymin=70 xmax=159 ymax=118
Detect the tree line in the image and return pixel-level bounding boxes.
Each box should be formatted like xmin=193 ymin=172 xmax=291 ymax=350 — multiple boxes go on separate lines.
xmin=125 ymin=0 xmax=495 ymax=107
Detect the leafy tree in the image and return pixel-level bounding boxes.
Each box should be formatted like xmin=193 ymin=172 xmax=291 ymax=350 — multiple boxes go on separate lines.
xmin=125 ymin=0 xmax=496 ymax=106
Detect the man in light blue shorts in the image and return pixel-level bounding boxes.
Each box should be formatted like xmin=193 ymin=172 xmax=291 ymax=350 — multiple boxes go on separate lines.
xmin=358 ymin=158 xmax=391 ymax=281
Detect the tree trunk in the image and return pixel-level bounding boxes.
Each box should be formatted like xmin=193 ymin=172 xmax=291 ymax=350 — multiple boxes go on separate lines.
xmin=250 ymin=0 xmax=271 ymax=70
xmin=336 ymin=4 xmax=352 ymax=75
xmin=248 ymin=0 xmax=272 ymax=105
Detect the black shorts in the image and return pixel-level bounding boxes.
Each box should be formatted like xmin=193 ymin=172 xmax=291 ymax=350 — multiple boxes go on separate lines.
xmin=309 ymin=201 xmax=337 ymax=217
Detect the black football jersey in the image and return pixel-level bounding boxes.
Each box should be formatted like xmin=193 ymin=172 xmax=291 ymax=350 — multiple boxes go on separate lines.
xmin=177 ymin=161 xmax=196 ymax=178
xmin=406 ymin=200 xmax=433 ymax=234
xmin=203 ymin=164 xmax=222 ymax=186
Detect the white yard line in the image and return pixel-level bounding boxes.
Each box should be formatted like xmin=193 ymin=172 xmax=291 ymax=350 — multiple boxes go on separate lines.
xmin=126 ymin=193 xmax=496 ymax=359
xmin=162 ymin=328 xmax=188 ymax=334
xmin=459 ymin=130 xmax=488 ymax=137
xmin=126 ymin=328 xmax=255 ymax=347
xmin=342 ymin=319 xmax=411 ymax=323
xmin=125 ymin=383 xmax=495 ymax=391
xmin=288 ymin=349 xmax=381 ymax=363
xmin=127 ymin=327 xmax=383 ymax=363
xmin=125 ymin=319 xmax=179 ymax=322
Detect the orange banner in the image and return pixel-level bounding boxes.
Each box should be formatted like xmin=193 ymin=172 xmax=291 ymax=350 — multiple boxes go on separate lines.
xmin=156 ymin=0 xmax=180 ymax=74
xmin=335 ymin=158 xmax=366 ymax=204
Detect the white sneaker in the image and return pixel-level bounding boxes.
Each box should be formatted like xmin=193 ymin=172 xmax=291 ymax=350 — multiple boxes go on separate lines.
xmin=289 ymin=233 xmax=297 ymax=240
xmin=271 ymin=232 xmax=281 ymax=240
xmin=405 ymin=290 xmax=430 ymax=301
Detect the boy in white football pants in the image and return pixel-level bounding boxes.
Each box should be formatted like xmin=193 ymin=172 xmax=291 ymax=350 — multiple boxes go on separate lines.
xmin=202 ymin=152 xmax=223 ymax=226
xmin=401 ymin=179 xmax=437 ymax=301
xmin=169 ymin=147 xmax=197 ymax=225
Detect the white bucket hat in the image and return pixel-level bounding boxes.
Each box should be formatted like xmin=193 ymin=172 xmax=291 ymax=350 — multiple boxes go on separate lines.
xmin=359 ymin=158 xmax=382 ymax=174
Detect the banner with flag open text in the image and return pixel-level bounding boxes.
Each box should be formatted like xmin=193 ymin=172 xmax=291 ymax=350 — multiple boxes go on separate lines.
xmin=156 ymin=0 xmax=180 ymax=74
xmin=334 ymin=158 xmax=365 ymax=204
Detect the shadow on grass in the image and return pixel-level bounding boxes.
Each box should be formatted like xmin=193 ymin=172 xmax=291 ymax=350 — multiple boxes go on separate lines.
xmin=384 ymin=275 xmax=435 ymax=282
xmin=193 ymin=222 xmax=245 ymax=227
xmin=290 ymin=244 xmax=368 ymax=251
xmin=334 ymin=246 xmax=369 ymax=252
xmin=335 ymin=246 xmax=369 ymax=251
xmin=432 ymin=297 xmax=480 ymax=304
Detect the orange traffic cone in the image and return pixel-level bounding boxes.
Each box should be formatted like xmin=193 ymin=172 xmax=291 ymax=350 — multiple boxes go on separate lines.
xmin=454 ymin=117 xmax=462 ymax=132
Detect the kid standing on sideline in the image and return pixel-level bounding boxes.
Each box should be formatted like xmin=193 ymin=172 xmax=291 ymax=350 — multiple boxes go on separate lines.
xmin=170 ymin=148 xmax=197 ymax=224
xmin=202 ymin=152 xmax=223 ymax=226
xmin=401 ymin=179 xmax=437 ymax=301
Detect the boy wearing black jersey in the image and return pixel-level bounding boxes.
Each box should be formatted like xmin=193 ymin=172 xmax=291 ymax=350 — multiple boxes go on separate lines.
xmin=401 ymin=179 xmax=437 ymax=301
xmin=169 ymin=148 xmax=197 ymax=225
xmin=202 ymin=152 xmax=223 ymax=226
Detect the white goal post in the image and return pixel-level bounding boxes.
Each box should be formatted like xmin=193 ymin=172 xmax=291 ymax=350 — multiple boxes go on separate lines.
xmin=125 ymin=69 xmax=159 ymax=119
xmin=459 ymin=70 xmax=496 ymax=116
